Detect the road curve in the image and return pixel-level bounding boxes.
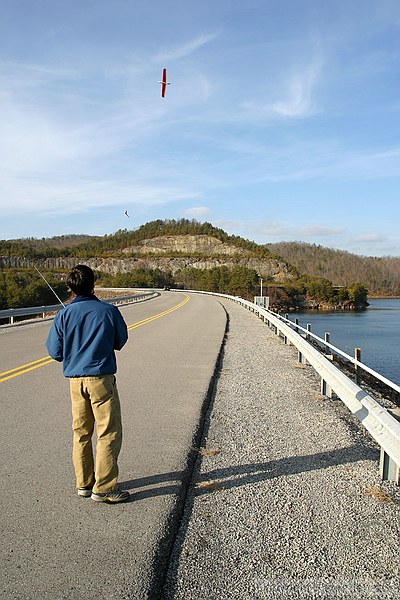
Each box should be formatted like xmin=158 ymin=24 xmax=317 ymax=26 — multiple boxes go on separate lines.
xmin=0 ymin=292 xmax=227 ymax=599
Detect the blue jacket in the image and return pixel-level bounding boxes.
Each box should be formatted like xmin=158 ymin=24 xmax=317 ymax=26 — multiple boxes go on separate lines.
xmin=46 ymin=295 xmax=128 ymax=377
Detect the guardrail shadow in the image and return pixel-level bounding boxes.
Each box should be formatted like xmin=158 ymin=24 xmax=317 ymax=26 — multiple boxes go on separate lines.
xmin=119 ymin=444 xmax=380 ymax=599
xmin=193 ymin=444 xmax=378 ymax=495
xmin=119 ymin=443 xmax=378 ymax=502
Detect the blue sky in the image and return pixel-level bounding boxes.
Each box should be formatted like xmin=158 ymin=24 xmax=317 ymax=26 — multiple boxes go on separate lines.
xmin=1 ymin=0 xmax=399 ymax=256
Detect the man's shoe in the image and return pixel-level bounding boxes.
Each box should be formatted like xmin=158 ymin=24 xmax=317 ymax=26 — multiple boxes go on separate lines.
xmin=78 ymin=487 xmax=93 ymax=497
xmin=91 ymin=488 xmax=130 ymax=503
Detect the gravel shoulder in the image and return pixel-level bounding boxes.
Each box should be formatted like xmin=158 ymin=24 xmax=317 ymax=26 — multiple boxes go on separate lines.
xmin=162 ymin=300 xmax=400 ymax=600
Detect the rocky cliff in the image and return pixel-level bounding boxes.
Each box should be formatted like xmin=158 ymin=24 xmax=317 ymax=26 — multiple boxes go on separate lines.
xmin=122 ymin=234 xmax=242 ymax=256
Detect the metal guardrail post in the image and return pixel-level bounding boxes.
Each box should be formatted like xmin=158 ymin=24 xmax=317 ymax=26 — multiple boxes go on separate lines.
xmin=320 ymin=334 xmax=333 ymax=398
xmin=320 ymin=377 xmax=333 ymax=399
xmin=283 ymin=315 xmax=288 ymax=344
xmin=355 ymin=348 xmax=361 ymax=385
xmin=324 ymin=332 xmax=330 ymax=355
xmin=321 ymin=337 xmax=333 ymax=398
xmin=380 ymin=409 xmax=400 ymax=484
xmin=298 ymin=350 xmax=306 ymax=365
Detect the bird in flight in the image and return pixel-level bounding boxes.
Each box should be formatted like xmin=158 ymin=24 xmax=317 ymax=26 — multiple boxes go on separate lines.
xmin=159 ymin=68 xmax=171 ymax=98
xmin=124 ymin=210 xmax=129 ymax=218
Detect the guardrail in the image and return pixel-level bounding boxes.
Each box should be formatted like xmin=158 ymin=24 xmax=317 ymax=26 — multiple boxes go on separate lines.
xmin=277 ymin=313 xmax=400 ymax=395
xmin=0 ymin=290 xmax=159 ymax=324
xmin=173 ymin=289 xmax=400 ymax=485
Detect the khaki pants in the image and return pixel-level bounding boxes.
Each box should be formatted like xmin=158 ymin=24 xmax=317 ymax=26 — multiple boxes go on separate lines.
xmin=69 ymin=375 xmax=122 ymax=493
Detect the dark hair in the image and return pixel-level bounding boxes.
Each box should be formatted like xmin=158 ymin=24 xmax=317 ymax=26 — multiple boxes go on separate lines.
xmin=67 ymin=265 xmax=95 ymax=296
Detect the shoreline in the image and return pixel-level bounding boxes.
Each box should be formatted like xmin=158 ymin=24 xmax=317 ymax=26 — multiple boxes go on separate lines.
xmin=368 ymin=295 xmax=400 ymax=299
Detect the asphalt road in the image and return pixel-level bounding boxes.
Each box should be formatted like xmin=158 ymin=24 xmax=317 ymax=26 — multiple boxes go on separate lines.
xmin=0 ymin=292 xmax=227 ymax=599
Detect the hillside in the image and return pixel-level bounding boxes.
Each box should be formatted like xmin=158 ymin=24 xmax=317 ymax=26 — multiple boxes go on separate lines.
xmin=1 ymin=220 xmax=299 ymax=311
xmin=1 ymin=235 xmax=295 ymax=284
xmin=1 ymin=220 xmax=280 ymax=259
xmin=1 ymin=220 xmax=398 ymax=296
xmin=0 ymin=220 xmax=385 ymax=309
xmin=265 ymin=242 xmax=400 ymax=297
xmin=0 ymin=220 xmax=295 ymax=284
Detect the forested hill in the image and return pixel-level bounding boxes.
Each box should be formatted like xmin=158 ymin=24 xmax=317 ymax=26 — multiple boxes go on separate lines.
xmin=0 ymin=220 xmax=270 ymax=259
xmin=1 ymin=219 xmax=399 ymax=296
xmin=265 ymin=241 xmax=400 ymax=296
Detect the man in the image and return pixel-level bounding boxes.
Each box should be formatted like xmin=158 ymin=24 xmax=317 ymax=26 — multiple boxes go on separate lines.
xmin=46 ymin=264 xmax=129 ymax=503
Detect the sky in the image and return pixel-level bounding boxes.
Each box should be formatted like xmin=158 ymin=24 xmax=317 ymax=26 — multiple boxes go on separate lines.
xmin=0 ymin=0 xmax=399 ymax=256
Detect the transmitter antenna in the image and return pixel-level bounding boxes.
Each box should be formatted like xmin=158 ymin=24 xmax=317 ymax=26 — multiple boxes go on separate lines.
xmin=34 ymin=265 xmax=66 ymax=308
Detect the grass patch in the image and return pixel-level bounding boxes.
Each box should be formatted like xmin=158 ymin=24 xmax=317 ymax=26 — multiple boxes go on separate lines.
xmin=365 ymin=487 xmax=395 ymax=504
xmin=194 ymin=480 xmax=223 ymax=491
xmin=195 ymin=447 xmax=220 ymax=457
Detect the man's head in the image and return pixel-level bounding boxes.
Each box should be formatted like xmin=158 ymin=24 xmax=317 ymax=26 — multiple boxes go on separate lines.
xmin=67 ymin=265 xmax=95 ymax=296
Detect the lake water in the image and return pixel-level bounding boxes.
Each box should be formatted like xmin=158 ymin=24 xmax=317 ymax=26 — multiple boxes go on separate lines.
xmin=289 ymin=298 xmax=400 ymax=386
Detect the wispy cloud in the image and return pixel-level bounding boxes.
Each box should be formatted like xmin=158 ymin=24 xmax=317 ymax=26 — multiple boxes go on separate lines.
xmin=184 ymin=206 xmax=210 ymax=217
xmin=215 ymin=218 xmax=399 ymax=258
xmin=242 ymin=56 xmax=322 ymax=120
xmin=0 ymin=59 xmax=82 ymax=88
xmin=154 ymin=33 xmax=218 ymax=63
xmin=353 ymin=233 xmax=388 ymax=243
xmin=215 ymin=219 xmax=294 ymax=239
xmin=215 ymin=219 xmax=348 ymax=244
xmin=0 ymin=55 xmax=184 ymax=207
xmin=270 ymin=63 xmax=321 ymax=118
xmin=0 ymin=174 xmax=200 ymax=217
xmin=298 ymin=225 xmax=346 ymax=237
xmin=200 ymin=132 xmax=400 ymax=187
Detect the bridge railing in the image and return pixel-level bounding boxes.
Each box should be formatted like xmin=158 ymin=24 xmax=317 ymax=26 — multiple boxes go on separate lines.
xmin=174 ymin=289 xmax=400 ymax=485
xmin=0 ymin=290 xmax=159 ymax=324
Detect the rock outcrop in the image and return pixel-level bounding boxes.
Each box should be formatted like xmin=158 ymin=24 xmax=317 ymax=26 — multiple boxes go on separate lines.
xmin=122 ymin=234 xmax=242 ymax=256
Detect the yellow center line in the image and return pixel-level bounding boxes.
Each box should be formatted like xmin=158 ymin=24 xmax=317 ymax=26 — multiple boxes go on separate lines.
xmin=127 ymin=293 xmax=190 ymax=330
xmin=1 ymin=355 xmax=55 ymax=377
xmin=0 ymin=358 xmax=56 ymax=383
xmin=0 ymin=293 xmax=190 ymax=383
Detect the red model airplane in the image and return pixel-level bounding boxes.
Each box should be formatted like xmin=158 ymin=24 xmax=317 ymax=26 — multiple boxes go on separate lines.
xmin=159 ymin=68 xmax=170 ymax=98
